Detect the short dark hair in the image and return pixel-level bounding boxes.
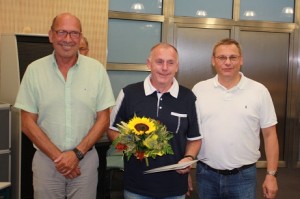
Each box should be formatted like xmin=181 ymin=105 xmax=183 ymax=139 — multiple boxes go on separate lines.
xmin=149 ymin=42 xmax=179 ymax=63
xmin=212 ymin=38 xmax=242 ymax=56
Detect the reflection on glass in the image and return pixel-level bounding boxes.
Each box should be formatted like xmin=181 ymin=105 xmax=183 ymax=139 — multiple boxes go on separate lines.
xmin=240 ymin=0 xmax=294 ymax=22
xmin=175 ymin=0 xmax=232 ymax=19
xmin=110 ymin=0 xmax=162 ymax=15
xmin=281 ymin=7 xmax=293 ymax=18
xmin=243 ymin=10 xmax=256 ymax=18
xmin=195 ymin=10 xmax=207 ymax=17
xmin=131 ymin=3 xmax=145 ymax=13
xmin=157 ymin=0 xmax=162 ymax=9
xmin=108 ymin=19 xmax=161 ymax=64
xmin=143 ymin=24 xmax=153 ymax=29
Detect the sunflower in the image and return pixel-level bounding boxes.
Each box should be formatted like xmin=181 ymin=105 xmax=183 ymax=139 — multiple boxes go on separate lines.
xmin=113 ymin=115 xmax=174 ymax=166
xmin=127 ymin=116 xmax=156 ymax=135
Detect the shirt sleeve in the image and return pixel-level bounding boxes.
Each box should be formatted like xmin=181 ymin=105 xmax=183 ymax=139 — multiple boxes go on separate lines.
xmin=260 ymin=86 xmax=278 ymax=128
xmin=109 ymin=89 xmax=125 ymax=131
xmin=14 ymin=65 xmax=38 ymax=114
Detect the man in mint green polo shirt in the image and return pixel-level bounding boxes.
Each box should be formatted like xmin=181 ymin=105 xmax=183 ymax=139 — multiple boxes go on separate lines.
xmin=14 ymin=12 xmax=115 ymax=199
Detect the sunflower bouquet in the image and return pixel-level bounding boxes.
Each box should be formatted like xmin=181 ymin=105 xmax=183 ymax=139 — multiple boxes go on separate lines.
xmin=112 ymin=115 xmax=174 ymax=166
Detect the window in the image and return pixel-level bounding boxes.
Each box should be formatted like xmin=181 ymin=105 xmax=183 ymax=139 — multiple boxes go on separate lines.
xmin=240 ymin=0 xmax=294 ymax=22
xmin=109 ymin=0 xmax=163 ymax=15
xmin=108 ymin=19 xmax=161 ymax=64
xmin=174 ymin=0 xmax=233 ymax=19
xmin=107 ymin=0 xmax=296 ymax=70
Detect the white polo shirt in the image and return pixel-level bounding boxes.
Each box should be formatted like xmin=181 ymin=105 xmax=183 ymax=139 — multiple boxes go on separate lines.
xmin=192 ymin=73 xmax=277 ymax=170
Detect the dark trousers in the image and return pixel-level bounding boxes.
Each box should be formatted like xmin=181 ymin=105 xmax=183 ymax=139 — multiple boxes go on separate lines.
xmin=95 ymin=142 xmax=111 ymax=199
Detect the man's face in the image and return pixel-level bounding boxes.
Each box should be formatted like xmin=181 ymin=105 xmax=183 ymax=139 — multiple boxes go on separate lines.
xmin=48 ymin=14 xmax=82 ymax=59
xmin=212 ymin=44 xmax=243 ymax=80
xmin=79 ymin=39 xmax=89 ymax=56
xmin=147 ymin=46 xmax=179 ymax=90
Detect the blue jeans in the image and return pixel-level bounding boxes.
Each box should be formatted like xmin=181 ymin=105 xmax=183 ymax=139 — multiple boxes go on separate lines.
xmin=124 ymin=190 xmax=185 ymax=199
xmin=196 ymin=162 xmax=256 ymax=199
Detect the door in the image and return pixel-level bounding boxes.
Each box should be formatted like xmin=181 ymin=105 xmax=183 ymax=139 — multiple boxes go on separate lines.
xmin=174 ymin=25 xmax=289 ymax=166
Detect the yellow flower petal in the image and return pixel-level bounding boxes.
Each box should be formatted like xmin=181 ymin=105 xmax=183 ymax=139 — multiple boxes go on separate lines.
xmin=127 ymin=116 xmax=156 ymax=135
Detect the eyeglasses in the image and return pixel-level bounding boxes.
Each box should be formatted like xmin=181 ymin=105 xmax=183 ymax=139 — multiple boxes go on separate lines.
xmin=52 ymin=29 xmax=81 ymax=39
xmin=215 ymin=55 xmax=240 ymax=63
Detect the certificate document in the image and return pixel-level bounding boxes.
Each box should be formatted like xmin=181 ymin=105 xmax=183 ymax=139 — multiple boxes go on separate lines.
xmin=144 ymin=160 xmax=198 ymax=174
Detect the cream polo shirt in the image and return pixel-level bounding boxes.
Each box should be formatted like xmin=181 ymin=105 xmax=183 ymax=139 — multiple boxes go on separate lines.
xmin=15 ymin=53 xmax=115 ymax=151
xmin=192 ymin=73 xmax=277 ymax=170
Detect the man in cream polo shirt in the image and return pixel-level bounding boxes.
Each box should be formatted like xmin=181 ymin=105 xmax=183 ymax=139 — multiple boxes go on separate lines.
xmin=14 ymin=13 xmax=115 ymax=199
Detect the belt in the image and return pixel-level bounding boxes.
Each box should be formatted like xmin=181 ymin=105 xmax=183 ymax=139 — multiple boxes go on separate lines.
xmin=198 ymin=161 xmax=255 ymax=175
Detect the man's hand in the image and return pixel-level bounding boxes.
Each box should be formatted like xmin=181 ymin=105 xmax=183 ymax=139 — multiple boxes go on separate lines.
xmin=176 ymin=156 xmax=193 ymax=174
xmin=64 ymin=166 xmax=81 ymax=179
xmin=54 ymin=151 xmax=81 ymax=178
xmin=186 ymin=173 xmax=194 ymax=196
xmin=262 ymin=175 xmax=278 ymax=198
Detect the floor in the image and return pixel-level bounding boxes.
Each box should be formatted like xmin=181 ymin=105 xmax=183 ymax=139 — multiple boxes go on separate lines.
xmin=109 ymin=167 xmax=300 ymax=199
xmin=255 ymin=168 xmax=300 ymax=199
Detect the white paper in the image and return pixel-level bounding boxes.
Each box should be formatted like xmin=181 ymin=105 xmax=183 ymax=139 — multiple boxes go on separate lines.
xmin=144 ymin=160 xmax=198 ymax=174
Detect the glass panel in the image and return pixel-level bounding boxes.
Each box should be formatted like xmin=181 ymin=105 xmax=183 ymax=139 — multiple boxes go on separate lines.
xmin=108 ymin=71 xmax=150 ymax=97
xmin=240 ymin=0 xmax=294 ymax=22
xmin=109 ymin=0 xmax=162 ymax=15
xmin=108 ymin=19 xmax=161 ymax=64
xmin=174 ymin=0 xmax=233 ymax=19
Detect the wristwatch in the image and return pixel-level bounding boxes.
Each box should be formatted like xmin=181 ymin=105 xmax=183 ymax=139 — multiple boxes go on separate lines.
xmin=266 ymin=170 xmax=278 ymax=177
xmin=73 ymin=148 xmax=84 ymax=161
xmin=184 ymin=155 xmax=196 ymax=160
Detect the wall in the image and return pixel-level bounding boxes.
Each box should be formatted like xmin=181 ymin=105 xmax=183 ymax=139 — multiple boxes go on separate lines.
xmin=0 ymin=0 xmax=108 ymax=63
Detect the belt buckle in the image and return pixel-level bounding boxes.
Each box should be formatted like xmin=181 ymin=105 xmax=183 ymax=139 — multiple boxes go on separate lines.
xmin=218 ymin=169 xmax=239 ymax=175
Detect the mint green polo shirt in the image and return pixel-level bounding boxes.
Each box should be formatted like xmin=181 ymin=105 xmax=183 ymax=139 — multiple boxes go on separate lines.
xmin=15 ymin=53 xmax=115 ymax=151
